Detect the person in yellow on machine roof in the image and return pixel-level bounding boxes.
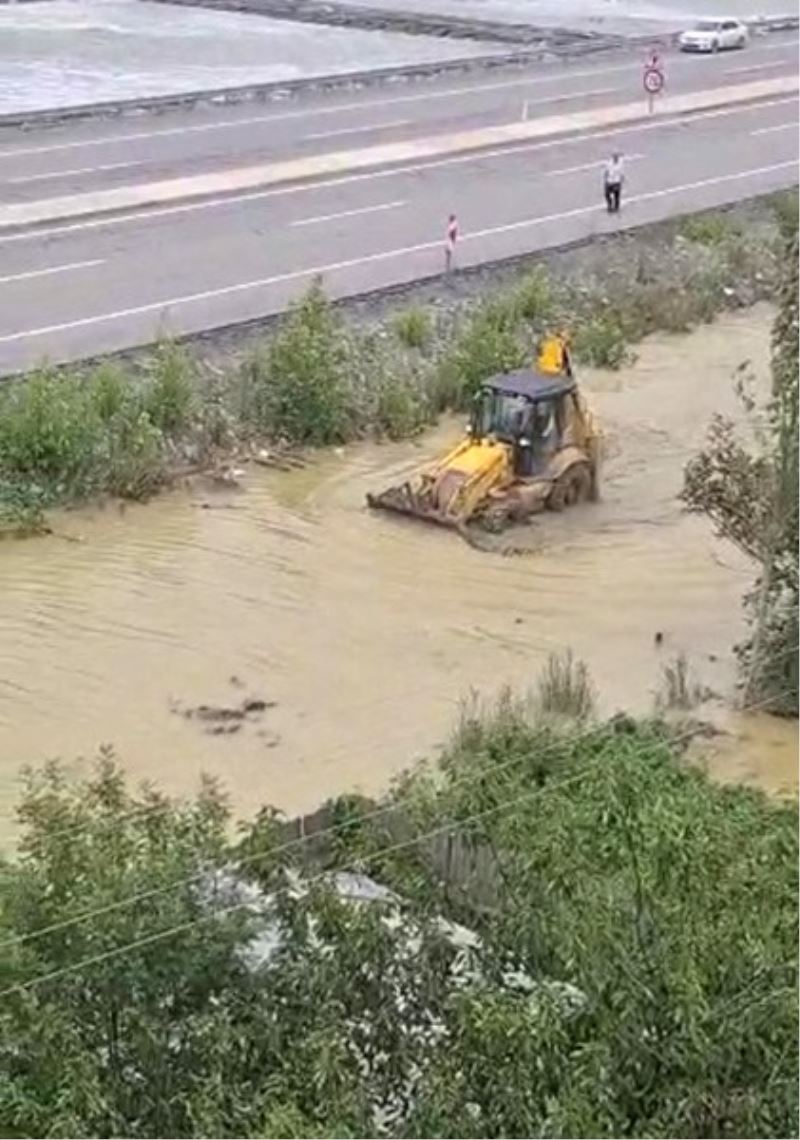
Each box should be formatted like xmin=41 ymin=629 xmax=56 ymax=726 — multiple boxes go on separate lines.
xmin=536 ymin=330 xmax=573 ymax=377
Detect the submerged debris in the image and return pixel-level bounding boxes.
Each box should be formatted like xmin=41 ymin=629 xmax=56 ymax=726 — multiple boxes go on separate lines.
xmin=171 ymin=693 xmax=277 ymax=736
xmin=252 ymin=448 xmax=307 ymax=472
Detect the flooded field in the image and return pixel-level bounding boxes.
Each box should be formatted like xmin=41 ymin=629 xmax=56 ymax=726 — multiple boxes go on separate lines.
xmin=0 ymin=304 xmax=796 ymax=842
xmin=343 ymin=0 xmax=796 ymax=37
xmin=0 ymin=0 xmax=500 ymax=116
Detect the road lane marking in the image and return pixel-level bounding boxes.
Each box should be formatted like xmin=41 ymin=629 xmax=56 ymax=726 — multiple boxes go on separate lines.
xmin=291 ymin=200 xmax=405 ymax=227
xmin=305 ymin=120 xmax=410 ymax=140
xmin=725 ymin=61 xmax=793 ymax=75
xmin=7 ymin=161 xmax=144 ymax=184
xmin=756 ymin=38 xmax=800 ymax=51
xmin=0 ymin=93 xmax=795 ymax=246
xmin=750 ymin=120 xmax=798 ymax=134
xmin=1 ymin=161 xmax=794 ymax=346
xmin=466 ymin=160 xmax=796 ymax=240
xmin=0 ymin=41 xmax=795 ymax=160
xmin=510 ymin=85 xmax=625 ymax=106
xmin=0 ymin=71 xmax=649 ymax=158
xmin=304 ymin=85 xmax=624 ymax=140
xmin=0 ymin=258 xmax=104 ymax=286
xmin=547 ymin=152 xmax=644 ymax=176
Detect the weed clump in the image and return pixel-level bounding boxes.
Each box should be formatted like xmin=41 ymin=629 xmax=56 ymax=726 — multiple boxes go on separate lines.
xmin=534 ymin=649 xmax=596 ymax=720
xmin=572 ymin=313 xmax=633 ymax=369
xmin=392 ymin=305 xmax=433 ymax=350
xmin=243 ymin=281 xmax=355 ymax=446
xmin=656 ymin=653 xmax=710 ymax=711
xmin=679 ymin=213 xmax=740 ymax=246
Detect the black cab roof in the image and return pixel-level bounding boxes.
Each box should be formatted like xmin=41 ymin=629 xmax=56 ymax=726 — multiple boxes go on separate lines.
xmin=482 ymin=369 xmax=575 ymax=401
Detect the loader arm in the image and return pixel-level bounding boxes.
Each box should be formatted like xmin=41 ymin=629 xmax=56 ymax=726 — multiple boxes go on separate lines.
xmin=431 ymin=439 xmax=512 ymax=523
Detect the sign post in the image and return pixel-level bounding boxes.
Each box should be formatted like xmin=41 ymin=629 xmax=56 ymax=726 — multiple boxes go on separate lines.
xmin=643 ymin=63 xmax=665 ymax=114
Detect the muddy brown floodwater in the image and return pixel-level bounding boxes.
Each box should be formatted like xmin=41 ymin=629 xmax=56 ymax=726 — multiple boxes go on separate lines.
xmin=0 ymin=305 xmax=796 ymax=844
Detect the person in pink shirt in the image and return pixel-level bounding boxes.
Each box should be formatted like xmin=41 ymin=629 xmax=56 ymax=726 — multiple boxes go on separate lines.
xmin=445 ymin=213 xmax=459 ymax=272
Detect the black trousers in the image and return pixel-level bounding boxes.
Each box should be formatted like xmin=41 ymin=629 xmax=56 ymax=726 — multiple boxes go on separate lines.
xmin=604 ymin=182 xmax=622 ymax=212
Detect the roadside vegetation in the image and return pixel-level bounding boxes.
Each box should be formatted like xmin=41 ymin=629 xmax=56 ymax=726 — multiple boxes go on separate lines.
xmin=0 ymin=194 xmax=792 ymax=538
xmin=1 ymin=657 xmax=796 ymax=1139
xmin=683 ymin=200 xmax=799 ymax=715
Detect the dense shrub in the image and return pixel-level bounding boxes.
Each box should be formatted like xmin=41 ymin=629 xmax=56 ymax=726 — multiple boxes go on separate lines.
xmin=1 ymin=679 xmax=796 ymax=1138
xmin=683 ymin=218 xmax=799 ymax=714
xmin=392 ymin=305 xmax=433 ymax=350
xmin=243 ymin=281 xmax=356 ymax=446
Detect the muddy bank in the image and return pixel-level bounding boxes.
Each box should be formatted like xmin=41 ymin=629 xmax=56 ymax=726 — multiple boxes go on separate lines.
xmin=0 ymin=305 xmax=794 ymax=847
xmin=694 ymin=711 xmax=798 ymax=799
xmin=51 ymin=195 xmax=783 ymax=383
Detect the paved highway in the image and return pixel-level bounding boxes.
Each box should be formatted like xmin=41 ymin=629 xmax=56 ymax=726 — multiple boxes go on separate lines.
xmin=0 ymin=34 xmax=796 ymax=374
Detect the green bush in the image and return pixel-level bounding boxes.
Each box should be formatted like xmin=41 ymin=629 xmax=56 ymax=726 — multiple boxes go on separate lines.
xmin=679 ymin=213 xmax=739 ymax=245
xmin=90 ymin=362 xmax=132 ymax=422
xmin=143 ymin=341 xmax=194 ymax=434
xmin=349 ymin=330 xmax=434 ymax=440
xmin=572 ymin=313 xmax=632 ymax=369
xmin=511 ymin=267 xmax=553 ymax=323
xmin=771 ymin=188 xmax=799 ymax=240
xmin=3 ymin=701 xmax=795 ymax=1138
xmin=100 ymin=411 xmax=168 ymax=499
xmin=0 ymin=364 xmax=172 ymax=507
xmin=437 ymin=300 xmax=527 ymax=405
xmin=0 ymin=481 xmax=49 ymax=537
xmin=243 ymin=281 xmax=355 ymax=446
xmin=373 ymin=370 xmax=432 ymax=440
xmin=683 ymin=225 xmax=799 ymax=715
xmin=392 ymin=305 xmax=433 ymax=350
xmin=0 ymin=369 xmax=110 ymax=498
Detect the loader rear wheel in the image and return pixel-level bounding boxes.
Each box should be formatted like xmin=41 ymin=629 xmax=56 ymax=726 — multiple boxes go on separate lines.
xmin=548 ymin=463 xmax=592 ymax=512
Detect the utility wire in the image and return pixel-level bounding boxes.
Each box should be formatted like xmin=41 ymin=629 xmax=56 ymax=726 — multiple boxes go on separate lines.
xmin=2 ymin=686 xmax=795 ymax=1000
xmin=9 ymin=671 xmax=789 ymax=956
xmin=0 ymin=767 xmax=593 ymax=1000
xmin=0 ymin=708 xmax=617 ymax=952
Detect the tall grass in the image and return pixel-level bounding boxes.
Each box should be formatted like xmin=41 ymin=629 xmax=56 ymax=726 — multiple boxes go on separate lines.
xmin=534 ymin=649 xmax=596 ymax=720
xmin=679 ymin=213 xmax=741 ymax=246
xmin=392 ymin=305 xmax=433 ymax=350
xmin=655 ymin=653 xmax=708 ymax=711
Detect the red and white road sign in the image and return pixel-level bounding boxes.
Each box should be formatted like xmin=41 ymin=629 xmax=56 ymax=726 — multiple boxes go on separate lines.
xmin=643 ymin=66 xmax=665 ymax=95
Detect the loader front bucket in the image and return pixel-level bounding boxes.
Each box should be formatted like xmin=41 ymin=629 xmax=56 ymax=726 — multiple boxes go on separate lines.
xmin=365 ymin=482 xmax=460 ymax=529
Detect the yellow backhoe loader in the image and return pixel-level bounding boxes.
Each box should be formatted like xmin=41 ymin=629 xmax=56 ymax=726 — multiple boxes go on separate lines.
xmin=366 ymin=348 xmax=600 ymax=537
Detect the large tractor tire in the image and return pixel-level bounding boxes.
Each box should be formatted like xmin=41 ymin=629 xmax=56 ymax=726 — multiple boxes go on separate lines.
xmin=548 ymin=462 xmax=592 ymax=512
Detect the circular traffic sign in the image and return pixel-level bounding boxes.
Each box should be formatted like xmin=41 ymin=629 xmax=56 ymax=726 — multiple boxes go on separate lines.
xmin=643 ymin=66 xmax=665 ymax=95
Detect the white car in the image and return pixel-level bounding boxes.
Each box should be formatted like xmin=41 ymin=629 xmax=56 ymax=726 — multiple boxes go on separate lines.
xmin=678 ymin=18 xmax=749 ymax=52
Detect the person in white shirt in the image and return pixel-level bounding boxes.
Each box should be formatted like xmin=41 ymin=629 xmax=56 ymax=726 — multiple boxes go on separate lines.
xmin=603 ymin=153 xmax=624 ymax=214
